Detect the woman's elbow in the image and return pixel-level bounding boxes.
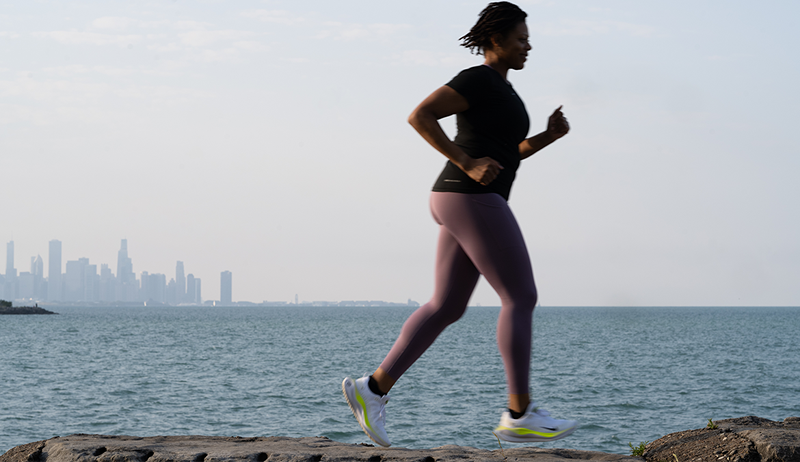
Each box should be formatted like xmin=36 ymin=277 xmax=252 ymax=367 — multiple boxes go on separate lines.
xmin=408 ymin=106 xmax=432 ymax=132
xmin=407 ymin=109 xmax=422 ymax=129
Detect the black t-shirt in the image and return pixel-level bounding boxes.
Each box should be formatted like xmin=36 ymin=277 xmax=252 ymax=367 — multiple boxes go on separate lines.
xmin=431 ymin=65 xmax=530 ymax=201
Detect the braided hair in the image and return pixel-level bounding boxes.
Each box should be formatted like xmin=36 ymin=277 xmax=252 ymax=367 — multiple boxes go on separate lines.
xmin=460 ymin=2 xmax=528 ymax=55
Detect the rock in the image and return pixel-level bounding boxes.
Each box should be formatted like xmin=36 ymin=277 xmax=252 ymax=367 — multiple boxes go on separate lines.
xmin=719 ymin=417 xmax=800 ymax=462
xmin=644 ymin=416 xmax=800 ymax=462
xmin=0 ymin=434 xmax=640 ymax=462
xmin=5 ymin=417 xmax=797 ymax=462
xmin=0 ymin=306 xmax=57 ymax=315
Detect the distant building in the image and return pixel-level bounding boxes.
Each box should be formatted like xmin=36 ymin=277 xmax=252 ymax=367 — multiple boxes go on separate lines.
xmin=5 ymin=241 xmax=14 ymax=276
xmin=17 ymin=272 xmax=34 ymax=300
xmin=166 ymin=277 xmax=177 ymax=305
xmin=186 ymin=273 xmax=200 ymax=303
xmin=99 ymin=264 xmax=115 ymax=302
xmin=185 ymin=273 xmax=194 ymax=303
xmin=145 ymin=273 xmax=167 ymax=303
xmin=220 ymin=271 xmax=232 ymax=304
xmin=48 ymin=240 xmax=62 ymax=301
xmin=176 ymin=261 xmax=186 ymax=303
xmin=32 ymin=255 xmax=44 ymax=300
xmin=117 ymin=239 xmax=133 ymax=283
xmin=116 ymin=239 xmax=135 ymax=302
xmin=84 ymin=264 xmax=98 ymax=302
xmin=64 ymin=258 xmax=89 ymax=301
xmin=63 ymin=260 xmax=80 ymax=301
xmin=5 ymin=241 xmax=16 ymax=300
xmin=195 ymin=278 xmax=202 ymax=304
xmin=140 ymin=271 xmax=149 ymax=300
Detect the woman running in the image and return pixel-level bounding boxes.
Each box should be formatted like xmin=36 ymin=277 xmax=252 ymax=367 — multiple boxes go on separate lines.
xmin=343 ymin=2 xmax=577 ymax=447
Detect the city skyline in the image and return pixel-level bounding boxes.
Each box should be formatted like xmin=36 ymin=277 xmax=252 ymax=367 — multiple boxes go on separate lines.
xmin=0 ymin=238 xmax=211 ymax=305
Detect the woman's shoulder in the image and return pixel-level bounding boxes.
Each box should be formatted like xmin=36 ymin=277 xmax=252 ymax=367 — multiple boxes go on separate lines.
xmin=452 ymin=64 xmax=492 ymax=79
xmin=447 ymin=65 xmax=493 ymax=95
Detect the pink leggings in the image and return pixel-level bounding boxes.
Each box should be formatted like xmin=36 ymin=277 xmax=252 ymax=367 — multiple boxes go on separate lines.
xmin=379 ymin=192 xmax=537 ymax=394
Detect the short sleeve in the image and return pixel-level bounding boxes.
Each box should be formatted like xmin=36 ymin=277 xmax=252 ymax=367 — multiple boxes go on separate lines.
xmin=445 ymin=66 xmax=490 ymax=108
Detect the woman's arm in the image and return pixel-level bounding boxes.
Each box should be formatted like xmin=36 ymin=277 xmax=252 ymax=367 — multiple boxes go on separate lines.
xmin=519 ymin=105 xmax=570 ymax=160
xmin=408 ymin=86 xmax=503 ymax=186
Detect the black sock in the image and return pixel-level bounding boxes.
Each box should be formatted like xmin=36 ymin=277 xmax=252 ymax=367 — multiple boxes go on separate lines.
xmin=368 ymin=376 xmax=385 ymax=396
xmin=509 ymin=408 xmax=525 ymax=419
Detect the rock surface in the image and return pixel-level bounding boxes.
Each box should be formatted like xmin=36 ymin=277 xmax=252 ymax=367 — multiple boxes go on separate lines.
xmin=3 ymin=416 xmax=797 ymax=462
xmin=644 ymin=416 xmax=800 ymax=462
xmin=0 ymin=434 xmax=637 ymax=462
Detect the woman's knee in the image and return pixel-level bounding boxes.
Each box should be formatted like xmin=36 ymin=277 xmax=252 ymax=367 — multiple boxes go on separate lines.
xmin=505 ymin=286 xmax=537 ymax=312
xmin=423 ymin=298 xmax=468 ymax=326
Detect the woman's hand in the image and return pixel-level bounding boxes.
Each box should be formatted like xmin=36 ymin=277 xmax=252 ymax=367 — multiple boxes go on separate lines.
xmin=519 ymin=105 xmax=570 ymax=160
xmin=461 ymin=156 xmax=504 ymax=186
xmin=546 ymin=105 xmax=570 ymax=140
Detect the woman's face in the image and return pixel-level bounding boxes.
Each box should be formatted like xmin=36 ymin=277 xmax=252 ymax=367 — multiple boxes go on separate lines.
xmin=491 ymin=21 xmax=531 ymax=70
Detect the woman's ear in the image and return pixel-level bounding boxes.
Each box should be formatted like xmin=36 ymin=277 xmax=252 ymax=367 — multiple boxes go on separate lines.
xmin=489 ymin=34 xmax=501 ymax=51
xmin=488 ymin=33 xmax=505 ymax=52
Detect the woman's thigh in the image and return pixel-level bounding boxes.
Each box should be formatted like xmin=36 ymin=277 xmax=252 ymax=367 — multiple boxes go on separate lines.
xmin=430 ymin=192 xmax=535 ymax=300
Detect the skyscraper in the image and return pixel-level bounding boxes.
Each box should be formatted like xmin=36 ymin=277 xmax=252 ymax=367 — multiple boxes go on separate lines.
xmin=195 ymin=278 xmax=202 ymax=304
xmin=64 ymin=260 xmax=81 ymax=301
xmin=220 ymin=271 xmax=232 ymax=304
xmin=4 ymin=241 xmax=16 ymax=300
xmin=116 ymin=239 xmax=135 ymax=301
xmin=48 ymin=240 xmax=62 ymax=301
xmin=117 ymin=239 xmax=133 ymax=284
xmin=176 ymin=261 xmax=186 ymax=303
xmin=166 ymin=278 xmax=176 ymax=304
xmin=64 ymin=258 xmax=89 ymax=301
xmin=99 ymin=264 xmax=115 ymax=302
xmin=186 ymin=273 xmax=195 ymax=304
xmin=5 ymin=241 xmax=14 ymax=276
xmin=145 ymin=273 xmax=167 ymax=303
xmin=84 ymin=264 xmax=98 ymax=302
xmin=16 ymin=271 xmax=34 ymax=300
xmin=32 ymin=255 xmax=45 ymax=300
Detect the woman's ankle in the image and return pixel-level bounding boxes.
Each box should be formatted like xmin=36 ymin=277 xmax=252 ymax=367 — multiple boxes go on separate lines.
xmin=372 ymin=368 xmax=396 ymax=395
xmin=508 ymin=393 xmax=530 ymax=414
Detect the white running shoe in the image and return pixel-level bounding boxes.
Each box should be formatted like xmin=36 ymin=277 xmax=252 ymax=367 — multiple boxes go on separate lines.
xmin=494 ymin=403 xmax=578 ymax=443
xmin=342 ymin=376 xmax=391 ymax=447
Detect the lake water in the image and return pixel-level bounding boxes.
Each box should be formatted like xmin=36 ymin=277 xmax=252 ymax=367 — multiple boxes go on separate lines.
xmin=1 ymin=305 xmax=798 ymax=455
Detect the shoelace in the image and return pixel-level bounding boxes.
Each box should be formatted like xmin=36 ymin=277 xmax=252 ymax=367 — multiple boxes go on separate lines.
xmin=375 ymin=395 xmax=389 ymax=423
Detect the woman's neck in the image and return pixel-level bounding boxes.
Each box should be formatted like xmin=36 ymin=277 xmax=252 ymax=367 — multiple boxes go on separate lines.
xmin=483 ymin=59 xmax=510 ymax=82
xmin=483 ymin=55 xmax=508 ymax=82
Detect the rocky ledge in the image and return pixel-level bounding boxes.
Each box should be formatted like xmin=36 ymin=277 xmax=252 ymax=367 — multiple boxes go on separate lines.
xmin=1 ymin=416 xmax=796 ymax=462
xmin=0 ymin=435 xmax=637 ymax=462
xmin=644 ymin=416 xmax=799 ymax=462
xmin=0 ymin=306 xmax=57 ymax=315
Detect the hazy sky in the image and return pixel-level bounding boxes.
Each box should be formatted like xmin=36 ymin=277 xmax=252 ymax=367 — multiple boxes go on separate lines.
xmin=2 ymin=1 xmax=798 ymax=306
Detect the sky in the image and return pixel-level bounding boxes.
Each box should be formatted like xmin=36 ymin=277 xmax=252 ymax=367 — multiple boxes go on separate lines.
xmin=2 ymin=0 xmax=799 ymax=306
